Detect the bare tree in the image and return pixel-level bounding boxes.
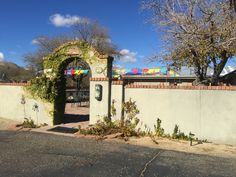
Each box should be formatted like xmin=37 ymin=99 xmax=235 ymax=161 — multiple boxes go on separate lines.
xmin=143 ymin=0 xmax=236 ymax=85
xmin=24 ymin=20 xmax=118 ymax=72
xmin=24 ymin=35 xmax=72 ymax=72
xmin=72 ymin=20 xmax=118 ymax=55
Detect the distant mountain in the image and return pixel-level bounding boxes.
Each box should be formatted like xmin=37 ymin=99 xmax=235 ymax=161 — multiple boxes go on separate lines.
xmin=0 ymin=61 xmax=34 ymax=82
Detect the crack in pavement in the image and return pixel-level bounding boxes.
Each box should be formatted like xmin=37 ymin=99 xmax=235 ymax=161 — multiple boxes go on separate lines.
xmin=139 ymin=150 xmax=163 ymax=177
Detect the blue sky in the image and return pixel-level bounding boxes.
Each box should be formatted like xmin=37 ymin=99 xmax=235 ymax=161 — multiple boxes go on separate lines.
xmin=0 ymin=0 xmax=163 ymax=69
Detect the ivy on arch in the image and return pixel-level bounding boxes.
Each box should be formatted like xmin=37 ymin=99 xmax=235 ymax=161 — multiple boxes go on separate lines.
xmin=26 ymin=41 xmax=109 ymax=125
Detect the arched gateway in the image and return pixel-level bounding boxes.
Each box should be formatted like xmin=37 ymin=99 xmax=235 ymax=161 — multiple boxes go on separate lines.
xmin=31 ymin=41 xmax=113 ymax=125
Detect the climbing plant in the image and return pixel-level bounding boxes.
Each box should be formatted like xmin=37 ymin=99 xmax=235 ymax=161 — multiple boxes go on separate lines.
xmin=26 ymin=40 xmax=108 ymax=124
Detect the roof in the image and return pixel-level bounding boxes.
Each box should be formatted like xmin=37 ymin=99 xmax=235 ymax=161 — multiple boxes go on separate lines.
xmin=220 ymin=68 xmax=236 ymax=79
xmin=177 ymin=66 xmax=236 ymax=77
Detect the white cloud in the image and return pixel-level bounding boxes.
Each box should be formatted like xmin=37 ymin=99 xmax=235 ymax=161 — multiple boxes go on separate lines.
xmin=113 ymin=64 xmax=124 ymax=70
xmin=31 ymin=39 xmax=39 ymax=45
xmin=49 ymin=13 xmax=88 ymax=27
xmin=31 ymin=37 xmax=48 ymax=45
xmin=0 ymin=52 xmax=4 ymax=61
xmin=119 ymin=49 xmax=137 ymax=63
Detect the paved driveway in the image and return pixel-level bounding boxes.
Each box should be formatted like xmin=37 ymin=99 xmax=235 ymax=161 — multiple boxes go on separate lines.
xmin=0 ymin=130 xmax=236 ymax=177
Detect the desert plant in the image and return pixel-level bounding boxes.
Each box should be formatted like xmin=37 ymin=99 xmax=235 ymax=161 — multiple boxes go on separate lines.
xmin=172 ymin=124 xmax=179 ymax=139
xmin=78 ymin=116 xmax=120 ymax=136
xmin=154 ymin=118 xmax=165 ymax=136
xmin=172 ymin=124 xmax=189 ymax=140
xmin=78 ymin=99 xmax=143 ymax=138
xmin=121 ymin=98 xmax=141 ymax=137
xmin=22 ymin=118 xmax=37 ymax=128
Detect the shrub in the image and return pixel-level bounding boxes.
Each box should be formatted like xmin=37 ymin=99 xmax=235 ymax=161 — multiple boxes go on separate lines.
xmin=154 ymin=118 xmax=165 ymax=136
xmin=172 ymin=124 xmax=190 ymax=140
xmin=78 ymin=117 xmax=120 ymax=136
xmin=22 ymin=118 xmax=37 ymax=128
xmin=78 ymin=98 xmax=144 ymax=138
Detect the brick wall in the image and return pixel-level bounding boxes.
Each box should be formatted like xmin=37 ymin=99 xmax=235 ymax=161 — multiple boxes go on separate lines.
xmin=126 ymin=83 xmax=236 ymax=91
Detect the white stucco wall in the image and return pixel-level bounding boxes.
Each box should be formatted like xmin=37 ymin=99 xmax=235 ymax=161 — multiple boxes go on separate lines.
xmin=90 ymin=63 xmax=108 ymax=78
xmin=89 ymin=80 xmax=109 ymax=124
xmin=0 ymin=85 xmax=53 ymax=125
xmin=111 ymin=84 xmax=123 ymax=120
xmin=125 ymin=88 xmax=236 ymax=145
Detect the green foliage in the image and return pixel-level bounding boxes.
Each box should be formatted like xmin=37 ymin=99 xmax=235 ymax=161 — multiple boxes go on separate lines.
xmin=43 ymin=41 xmax=102 ymax=72
xmin=78 ymin=99 xmax=144 ymax=138
xmin=26 ymin=73 xmax=66 ymax=125
xmin=22 ymin=118 xmax=37 ymax=128
xmin=172 ymin=124 xmax=190 ymax=140
xmin=26 ymin=41 xmax=107 ymax=125
xmin=26 ymin=75 xmax=57 ymax=102
xmin=172 ymin=124 xmax=179 ymax=139
xmin=121 ymin=98 xmax=141 ymax=137
xmin=123 ymin=98 xmax=140 ymax=121
xmin=152 ymin=119 xmax=208 ymax=143
xmin=78 ymin=116 xmax=120 ymax=136
xmin=154 ymin=118 xmax=165 ymax=136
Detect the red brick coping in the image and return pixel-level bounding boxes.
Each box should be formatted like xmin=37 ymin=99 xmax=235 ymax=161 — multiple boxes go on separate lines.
xmin=112 ymin=81 xmax=123 ymax=85
xmin=0 ymin=83 xmax=30 ymax=86
xmin=90 ymin=77 xmax=109 ymax=81
xmin=126 ymin=84 xmax=236 ymax=91
xmin=90 ymin=78 xmax=123 ymax=85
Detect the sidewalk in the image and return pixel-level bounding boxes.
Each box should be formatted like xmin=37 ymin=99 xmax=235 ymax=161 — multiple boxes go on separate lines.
xmin=1 ymin=117 xmax=236 ymax=159
xmin=0 ymin=117 xmax=22 ymax=131
xmin=31 ymin=121 xmax=89 ymax=137
xmin=1 ymin=104 xmax=90 ymax=136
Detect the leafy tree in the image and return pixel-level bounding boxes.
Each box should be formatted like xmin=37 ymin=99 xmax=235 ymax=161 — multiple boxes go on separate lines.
xmin=143 ymin=0 xmax=236 ymax=85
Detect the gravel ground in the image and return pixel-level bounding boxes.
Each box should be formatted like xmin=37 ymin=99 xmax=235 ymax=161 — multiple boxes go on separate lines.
xmin=0 ymin=130 xmax=236 ymax=177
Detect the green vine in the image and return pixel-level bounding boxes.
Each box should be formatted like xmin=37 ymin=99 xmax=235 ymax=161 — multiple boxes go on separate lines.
xmin=26 ymin=41 xmax=108 ymax=125
xmin=26 ymin=75 xmax=57 ymax=103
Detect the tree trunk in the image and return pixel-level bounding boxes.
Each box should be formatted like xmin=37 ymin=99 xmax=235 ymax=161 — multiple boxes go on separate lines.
xmin=230 ymin=0 xmax=236 ymax=12
xmin=210 ymin=51 xmax=228 ymax=85
xmin=191 ymin=50 xmax=209 ymax=85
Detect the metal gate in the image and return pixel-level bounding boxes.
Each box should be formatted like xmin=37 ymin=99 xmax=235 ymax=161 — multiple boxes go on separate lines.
xmin=66 ymin=89 xmax=89 ymax=107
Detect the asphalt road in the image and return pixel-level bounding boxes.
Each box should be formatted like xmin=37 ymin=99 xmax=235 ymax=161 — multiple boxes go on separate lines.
xmin=0 ymin=131 xmax=236 ymax=177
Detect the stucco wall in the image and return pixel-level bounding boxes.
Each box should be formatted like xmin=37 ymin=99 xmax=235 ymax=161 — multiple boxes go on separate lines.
xmin=125 ymin=87 xmax=236 ymax=145
xmin=0 ymin=85 xmax=53 ymax=125
xmin=111 ymin=84 xmax=123 ymax=120
xmin=89 ymin=80 xmax=109 ymax=124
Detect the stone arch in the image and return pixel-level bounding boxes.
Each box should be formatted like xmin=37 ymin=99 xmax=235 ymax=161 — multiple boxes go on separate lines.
xmin=42 ymin=41 xmax=112 ymax=124
xmin=43 ymin=41 xmax=108 ymax=78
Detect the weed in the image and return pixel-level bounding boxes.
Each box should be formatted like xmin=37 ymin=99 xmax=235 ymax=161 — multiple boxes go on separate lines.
xmin=154 ymin=118 xmax=165 ymax=136
xmin=152 ymin=120 xmax=207 ymax=144
xmin=78 ymin=98 xmax=144 ymax=138
xmin=172 ymin=124 xmax=189 ymax=140
xmin=22 ymin=118 xmax=37 ymax=128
